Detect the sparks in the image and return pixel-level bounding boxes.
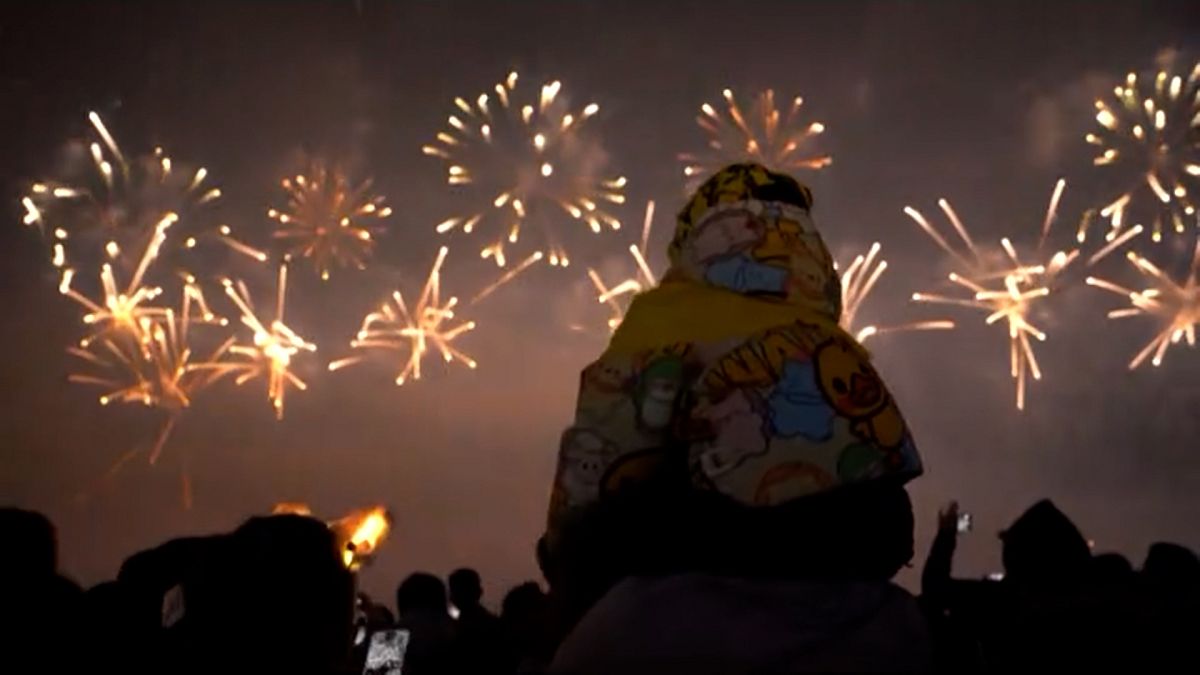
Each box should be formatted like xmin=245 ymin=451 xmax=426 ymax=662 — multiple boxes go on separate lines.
xmin=838 ymin=242 xmax=955 ymax=343
xmin=587 ymin=201 xmax=659 ymax=331
xmin=21 ymin=112 xmax=250 ymax=271
xmin=67 ymin=284 xmax=237 ymax=466
xmin=905 ymin=181 xmax=1099 ymax=410
xmin=1088 ymin=60 xmax=1200 ymax=242
xmin=425 ymin=71 xmax=626 ymax=268
xmin=679 ymin=88 xmax=831 ymax=185
xmin=329 ymin=246 xmax=477 ymax=385
xmin=217 ymin=264 xmax=316 ymax=419
xmin=269 ymin=160 xmax=391 ymax=280
xmin=59 ymin=213 xmax=178 ymax=346
xmin=1087 ymin=240 xmax=1200 ymax=369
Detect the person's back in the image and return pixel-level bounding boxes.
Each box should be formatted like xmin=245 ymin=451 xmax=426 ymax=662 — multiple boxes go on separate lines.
xmin=502 ymin=581 xmax=552 ymax=674
xmin=0 ymin=508 xmax=83 ymax=672
xmin=554 ymin=574 xmax=925 ymax=675
xmin=175 ymin=515 xmax=355 ymax=674
xmin=395 ymin=572 xmax=456 ymax=675
xmin=1139 ymin=542 xmax=1200 ymax=671
xmin=541 ymin=165 xmax=930 ymax=674
xmin=448 ymin=568 xmax=505 ymax=674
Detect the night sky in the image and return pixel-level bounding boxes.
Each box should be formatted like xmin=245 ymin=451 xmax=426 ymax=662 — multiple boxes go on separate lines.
xmin=1 ymin=1 xmax=1198 ymax=604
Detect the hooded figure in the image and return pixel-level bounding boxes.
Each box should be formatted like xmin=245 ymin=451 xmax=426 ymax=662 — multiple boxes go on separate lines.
xmin=542 ymin=165 xmax=927 ymax=674
xmin=546 ymin=163 xmax=921 ymax=550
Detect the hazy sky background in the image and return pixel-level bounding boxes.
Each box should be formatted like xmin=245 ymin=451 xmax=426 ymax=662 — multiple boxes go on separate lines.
xmin=1 ymin=1 xmax=1197 ymax=603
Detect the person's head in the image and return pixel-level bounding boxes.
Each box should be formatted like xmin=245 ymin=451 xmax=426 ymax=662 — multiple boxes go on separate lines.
xmin=669 ymin=163 xmax=840 ymax=319
xmin=0 ymin=507 xmax=57 ymax=577
xmin=1142 ymin=542 xmax=1200 ymax=587
xmin=448 ymin=567 xmax=483 ymax=612
xmin=1000 ymin=499 xmax=1091 ymax=586
xmin=501 ymin=581 xmax=547 ymax=624
xmin=396 ymin=572 xmax=448 ymax=617
xmin=183 ymin=515 xmax=355 ymax=674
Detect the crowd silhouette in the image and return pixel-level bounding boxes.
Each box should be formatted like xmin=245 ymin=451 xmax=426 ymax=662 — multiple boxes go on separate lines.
xmin=0 ymin=499 xmax=1195 ymax=673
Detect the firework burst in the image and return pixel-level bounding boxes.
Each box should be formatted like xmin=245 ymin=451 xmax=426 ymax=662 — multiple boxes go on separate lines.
xmin=329 ymin=247 xmax=477 ymax=385
xmin=268 ymin=160 xmax=392 ymax=280
xmin=837 ymin=242 xmax=955 ymax=342
xmin=1087 ymin=240 xmax=1200 ymax=369
xmin=21 ymin=112 xmax=261 ymax=272
xmin=904 ymin=180 xmax=1109 ymax=410
xmin=68 ymin=303 xmax=235 ymax=466
xmin=424 ymin=71 xmax=626 ymax=268
xmin=587 ymin=201 xmax=660 ymax=331
xmin=217 ymin=264 xmax=316 ymax=419
xmin=680 ymin=88 xmax=831 ymax=185
xmin=1087 ymin=61 xmax=1200 ymax=242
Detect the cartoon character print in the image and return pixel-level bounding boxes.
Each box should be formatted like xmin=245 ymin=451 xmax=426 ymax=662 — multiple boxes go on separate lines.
xmin=812 ymin=336 xmax=907 ymax=453
xmin=766 ymin=359 xmax=836 ymax=441
xmin=836 ymin=442 xmax=888 ymax=482
xmin=703 ymin=321 xmax=822 ymax=398
xmin=683 ymin=208 xmax=763 ymax=265
xmin=675 ymin=205 xmax=789 ymax=297
xmin=600 ymin=447 xmax=672 ymax=496
xmin=752 ymin=461 xmax=835 ymax=506
xmin=693 ymin=388 xmax=769 ymax=479
xmin=581 ymin=358 xmax=632 ymax=396
xmin=555 ymin=429 xmax=621 ymax=507
xmin=671 ymin=164 xmax=813 ymax=261
xmin=633 ymin=355 xmax=686 ymax=432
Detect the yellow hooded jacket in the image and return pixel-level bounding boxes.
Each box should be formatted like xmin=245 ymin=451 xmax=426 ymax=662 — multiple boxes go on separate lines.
xmin=546 ymin=164 xmax=922 ymax=549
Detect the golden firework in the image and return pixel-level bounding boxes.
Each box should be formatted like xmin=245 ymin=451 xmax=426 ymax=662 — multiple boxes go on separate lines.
xmin=217 ymin=264 xmax=316 ymax=419
xmin=329 ymin=246 xmax=477 ymax=385
xmin=425 ymin=71 xmax=626 ymax=268
xmin=1087 ymin=240 xmax=1200 ymax=369
xmin=268 ymin=160 xmax=392 ymax=280
xmin=67 ymin=273 xmax=236 ymax=466
xmin=22 ymin=111 xmax=262 ymax=270
xmin=587 ymin=200 xmax=659 ymax=331
xmin=837 ymin=242 xmax=955 ymax=342
xmin=680 ymin=88 xmax=831 ymax=185
xmin=1087 ymin=61 xmax=1200 ymax=242
xmin=58 ymin=212 xmax=176 ymax=346
xmin=904 ymin=180 xmax=1108 ymax=410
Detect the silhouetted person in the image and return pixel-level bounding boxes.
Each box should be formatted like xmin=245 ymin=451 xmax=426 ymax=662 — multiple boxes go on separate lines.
xmin=395 ymin=572 xmax=455 ymax=675
xmin=501 ymin=581 xmax=552 ymax=675
xmin=921 ymin=499 xmax=1136 ymax=672
xmin=1139 ymin=542 xmax=1200 ymax=670
xmin=174 ymin=515 xmax=355 ymax=674
xmin=0 ymin=507 xmax=82 ymax=671
xmin=115 ymin=534 xmax=221 ymax=672
xmin=448 ymin=567 xmax=505 ymax=674
xmin=541 ymin=165 xmax=931 ymax=673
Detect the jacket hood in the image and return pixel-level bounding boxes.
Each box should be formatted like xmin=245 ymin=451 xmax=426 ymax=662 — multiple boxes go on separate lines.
xmin=666 ymin=163 xmax=842 ymax=323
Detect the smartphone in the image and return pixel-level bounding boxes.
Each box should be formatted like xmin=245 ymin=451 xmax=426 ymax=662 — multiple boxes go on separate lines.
xmin=956 ymin=512 xmax=973 ymax=533
xmin=363 ymin=628 xmax=409 ymax=675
